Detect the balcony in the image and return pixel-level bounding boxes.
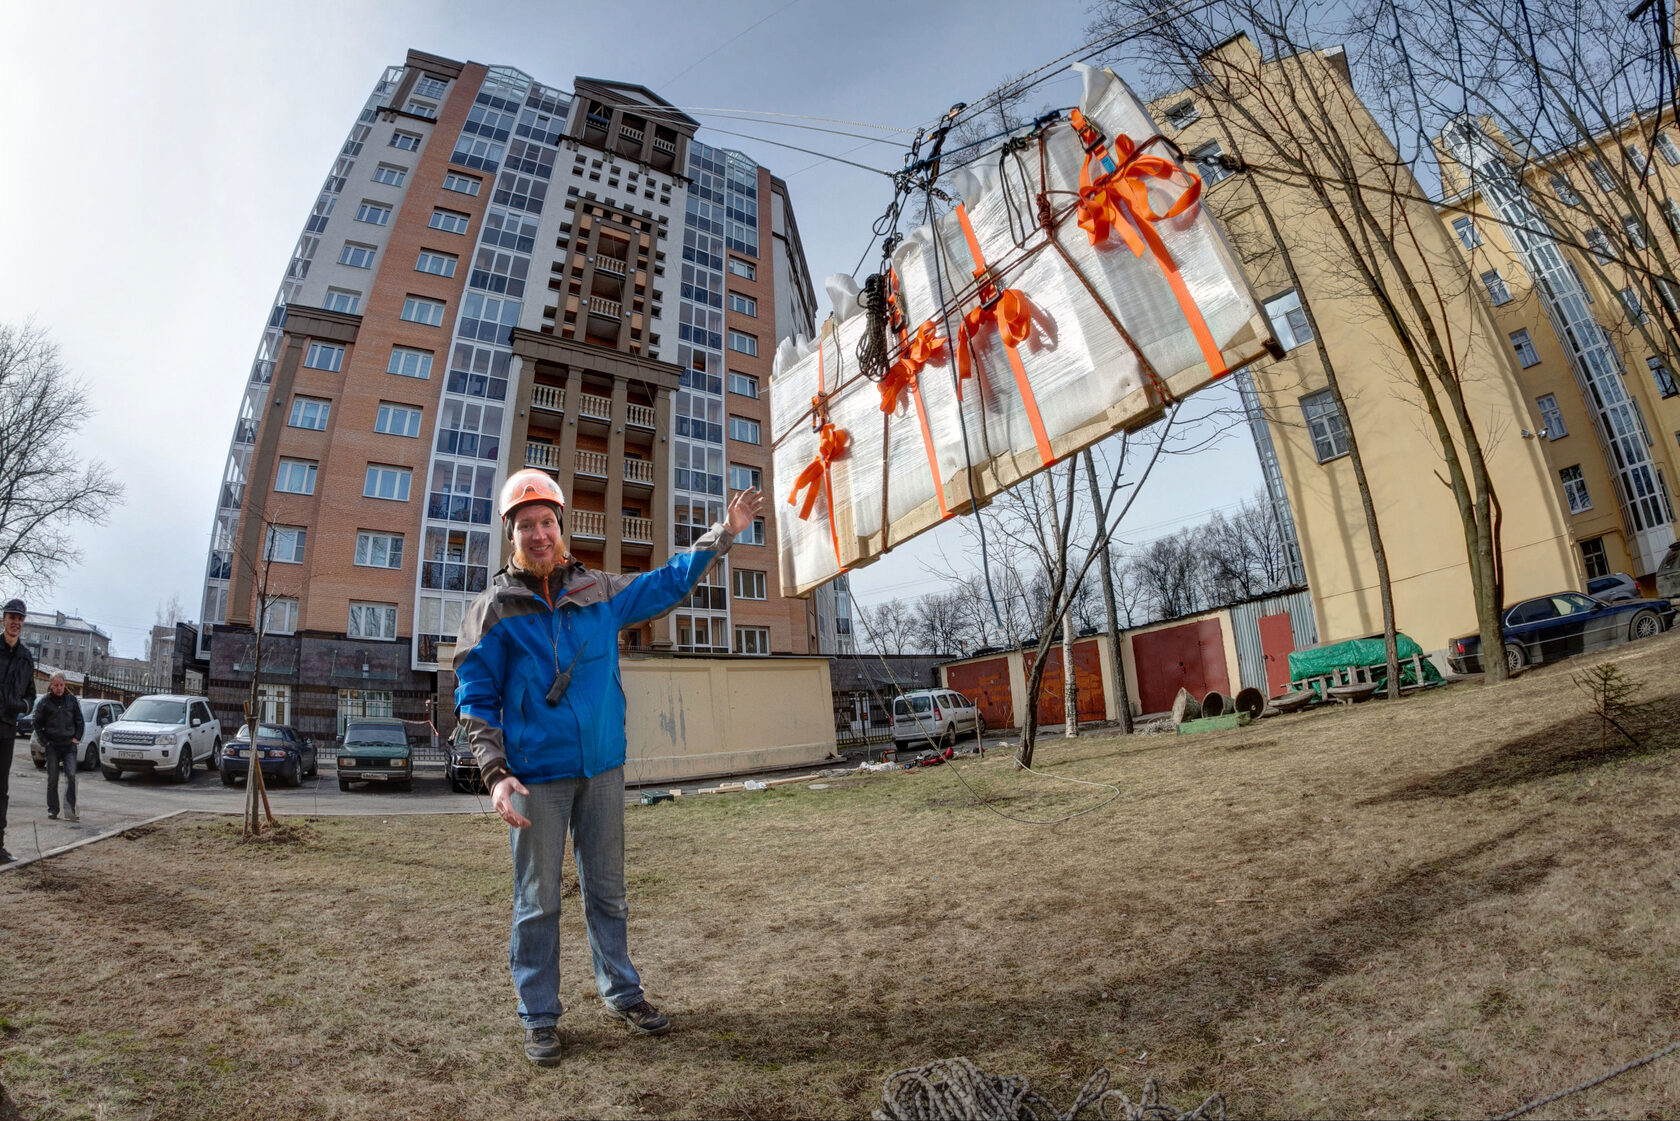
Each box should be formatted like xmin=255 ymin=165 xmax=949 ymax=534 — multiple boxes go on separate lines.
xmin=570 ymin=509 xmax=606 ymax=539
xmin=576 ymin=449 xmax=608 ymax=478
xmin=622 ymin=515 xmax=653 ymax=544
xmin=623 ymin=458 xmax=654 ymax=486
xmin=587 ymin=295 xmax=622 ymax=319
xmin=578 ymin=393 xmax=612 ymax=421
xmin=626 ymin=402 xmax=656 ymax=429
xmin=531 ymin=384 xmax=564 ymax=413
xmin=524 ymin=442 xmax=560 ymax=471
xmin=652 ymin=137 xmax=677 ymax=157
xmin=619 ymin=125 xmax=644 ymax=145
xmin=593 ymin=255 xmax=626 ymax=277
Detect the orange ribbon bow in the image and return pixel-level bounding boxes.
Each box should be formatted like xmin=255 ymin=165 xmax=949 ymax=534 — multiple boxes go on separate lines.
xmin=956 ymin=288 xmax=1035 ymax=390
xmin=879 ymin=320 xmax=949 ymax=413
xmin=788 ymin=423 xmax=850 ymax=521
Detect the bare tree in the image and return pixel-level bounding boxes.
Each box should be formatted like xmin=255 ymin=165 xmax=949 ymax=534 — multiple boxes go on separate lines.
xmin=911 ymin=591 xmax=974 ymax=655
xmin=0 ymin=322 xmax=124 ymax=594
xmin=855 ymin=597 xmax=920 ymax=654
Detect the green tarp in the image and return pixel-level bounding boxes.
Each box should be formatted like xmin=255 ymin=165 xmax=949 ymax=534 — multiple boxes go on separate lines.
xmin=1288 ymin=633 xmax=1443 ymax=694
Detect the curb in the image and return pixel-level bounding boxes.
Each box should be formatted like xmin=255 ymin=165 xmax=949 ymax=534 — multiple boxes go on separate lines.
xmin=0 ymin=808 xmax=199 ymax=874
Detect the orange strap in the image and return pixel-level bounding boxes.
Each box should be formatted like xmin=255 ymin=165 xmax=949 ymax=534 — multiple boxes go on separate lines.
xmin=953 ymin=205 xmax=1055 ymax=465
xmin=878 ymin=321 xmax=948 ymax=413
xmin=787 ymin=342 xmax=848 ymax=568
xmin=1072 ymin=113 xmax=1227 ymax=380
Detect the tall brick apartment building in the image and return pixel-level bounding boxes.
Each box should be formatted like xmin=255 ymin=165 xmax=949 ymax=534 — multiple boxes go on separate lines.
xmin=197 ymin=50 xmax=845 ymax=737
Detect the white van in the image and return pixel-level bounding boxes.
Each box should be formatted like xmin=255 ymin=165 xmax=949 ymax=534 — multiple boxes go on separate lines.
xmin=890 ymin=689 xmax=984 ymax=751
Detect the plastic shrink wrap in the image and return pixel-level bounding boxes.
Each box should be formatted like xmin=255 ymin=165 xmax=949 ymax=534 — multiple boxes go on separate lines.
xmin=772 ymin=64 xmax=1277 ymax=597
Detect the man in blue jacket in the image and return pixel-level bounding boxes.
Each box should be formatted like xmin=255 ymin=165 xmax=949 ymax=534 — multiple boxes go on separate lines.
xmin=454 ymin=469 xmax=763 ymax=1067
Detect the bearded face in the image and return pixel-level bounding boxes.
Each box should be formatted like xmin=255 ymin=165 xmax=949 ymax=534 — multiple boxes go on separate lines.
xmin=512 ymin=504 xmax=565 ymax=577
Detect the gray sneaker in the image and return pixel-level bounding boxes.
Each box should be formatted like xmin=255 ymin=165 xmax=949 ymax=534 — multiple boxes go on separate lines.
xmin=63 ymin=810 xmax=79 ymax=823
xmin=607 ymin=999 xmax=671 ymax=1036
xmin=524 ymin=1025 xmax=564 ymax=1067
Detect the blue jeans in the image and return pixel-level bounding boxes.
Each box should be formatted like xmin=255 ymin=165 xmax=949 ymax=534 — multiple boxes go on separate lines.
xmin=508 ymin=766 xmax=643 ymax=1028
xmin=44 ymin=742 xmax=77 ymax=817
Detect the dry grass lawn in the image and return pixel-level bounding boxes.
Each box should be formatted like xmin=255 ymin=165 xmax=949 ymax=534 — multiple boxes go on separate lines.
xmin=5 ymin=633 xmax=1680 ymax=1119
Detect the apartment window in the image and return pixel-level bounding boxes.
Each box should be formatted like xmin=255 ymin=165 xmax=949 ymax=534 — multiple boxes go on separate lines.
xmin=728 ymin=330 xmax=758 ymax=356
xmin=401 ymin=296 xmax=447 ymax=326
xmin=265 ymin=525 xmax=307 ymax=564
xmin=1622 ymin=215 xmax=1648 ymax=249
xmin=1510 ymin=329 xmax=1540 ymax=368
xmin=734 ymin=626 xmax=771 ymax=655
xmin=1621 ymin=287 xmax=1648 ymax=323
xmin=1164 ymin=99 xmax=1198 ymax=128
xmin=347 ymin=602 xmax=400 ymax=641
xmin=415 ymin=250 xmax=458 ymax=277
xmin=728 ymin=464 xmax=761 ymax=492
xmin=1650 ymin=356 xmax=1680 ymax=398
xmin=1626 ymin=144 xmax=1650 ymax=176
xmin=727 ymin=371 xmax=759 ymax=398
xmin=354 ymin=531 xmax=404 ymax=569
xmin=1661 ymin=279 xmax=1680 ymax=313
xmin=288 ymin=396 xmax=331 ymax=430
xmin=728 ymin=416 xmax=761 ymax=444
xmin=322 ymin=288 xmax=360 ymax=314
xmin=1588 ymin=160 xmax=1615 ymax=190
xmin=355 ymin=201 xmax=392 ymax=226
xmin=1536 ymin=393 xmax=1566 ymax=438
xmin=727 ymin=292 xmax=757 ymax=316
xmin=372 ymin=163 xmax=406 ymax=186
xmin=1559 ymin=465 xmax=1592 ymax=513
xmin=390 ymin=131 xmax=422 ymax=152
xmin=339 ymin=242 xmax=377 ymax=268
xmin=274 ymin=459 xmax=317 ymax=494
xmin=740 ymin=517 xmax=765 ymax=546
xmin=415 ymin=76 xmax=448 ymax=99
xmin=1451 ymin=216 xmax=1482 ymax=249
xmin=1660 ymin=132 xmax=1680 ymax=166
xmin=1585 ymin=227 xmax=1612 ymax=261
xmin=304 ymin=342 xmax=344 ymax=372
xmin=442 ymin=172 xmax=481 ymax=196
xmin=429 ymin=208 xmax=471 ymax=234
xmin=1480 ymin=269 xmax=1513 ymax=305
xmin=1665 ymin=200 xmax=1680 ymax=236
xmin=261 ymin=598 xmax=299 ymax=637
xmin=387 ymin=346 xmax=433 ymax=379
xmin=405 ymin=100 xmax=437 ymax=120
xmin=1300 ymin=389 xmax=1349 ymax=463
xmin=732 ymin=568 xmax=767 ymax=600
xmin=375 ymin=402 xmax=423 ymax=437
xmin=1191 ymin=140 xmax=1233 ymax=185
xmin=1550 ymin=174 xmax=1581 ymax=206
xmin=727 ymin=257 xmax=756 ymax=281
xmin=364 ymin=465 xmax=412 ymax=501
xmin=1580 ymin=536 xmax=1610 ymax=579
xmin=1262 ymin=289 xmax=1313 ymax=351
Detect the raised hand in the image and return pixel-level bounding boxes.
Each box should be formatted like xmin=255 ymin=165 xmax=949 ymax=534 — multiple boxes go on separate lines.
xmin=727 ymin=487 xmax=765 ymax=536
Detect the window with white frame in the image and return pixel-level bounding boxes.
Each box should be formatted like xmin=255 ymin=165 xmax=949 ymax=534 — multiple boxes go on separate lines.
xmin=304 ymin=342 xmax=344 ymax=371
xmin=1480 ymin=269 xmax=1513 ymax=305
xmin=275 ymin=459 xmax=317 ymax=494
xmin=1451 ymin=216 xmax=1482 ymax=249
xmin=390 ymin=130 xmax=422 ymax=151
xmin=336 ymin=689 xmax=394 ymax=734
xmin=430 ymin=208 xmax=471 ymax=234
xmin=740 ymin=517 xmax=765 ymax=545
xmin=1588 ymin=160 xmax=1616 ymax=190
xmin=1164 ymin=99 xmax=1198 ymax=128
xmin=1536 ymin=393 xmax=1566 ymax=438
xmin=261 ymin=597 xmax=299 ymax=636
xmin=1650 ymin=356 xmax=1680 ymax=398
xmin=405 ymin=100 xmax=437 ymax=119
xmin=1622 ymin=287 xmax=1648 ymax=323
xmin=256 ymin=683 xmax=291 ymax=725
xmin=322 ymin=288 xmax=360 ymax=314
xmin=265 ymin=525 xmax=307 ymax=564
xmin=1623 ymin=215 xmax=1648 ymax=249
xmin=727 ymin=292 xmax=757 ymax=316
xmin=415 ymin=250 xmax=458 ymax=277
xmin=372 ymin=163 xmax=406 ymax=186
xmin=732 ymin=568 xmax=767 ymax=600
xmin=1510 ymin=329 xmax=1541 ymax=367
xmin=401 ymin=296 xmax=446 ymax=326
xmin=734 ymin=626 xmax=771 ymax=655
xmin=442 ymin=172 xmax=481 ymax=196
xmin=375 ymin=401 xmax=423 ymax=437
xmin=387 ymin=346 xmax=433 ymax=379
xmin=1550 ymin=174 xmax=1581 ymax=205
xmin=348 ymin=602 xmax=400 ymax=640
xmin=727 ymin=371 xmax=759 ymax=398
xmin=355 ymin=201 xmax=392 ymax=226
xmin=1191 ymin=140 xmax=1233 ymax=185
xmin=727 ymin=257 xmax=755 ymax=280
xmin=288 ymin=396 xmax=331 ymax=430
xmin=1626 ymin=144 xmax=1650 ymax=176
xmin=354 ymin=531 xmax=404 ymax=569
xmin=1661 ymin=279 xmax=1680 ymax=313
xmin=727 ymin=329 xmax=758 ymax=356
xmin=1300 ymin=389 xmax=1349 ymax=463
xmin=415 ymin=75 xmax=448 ymax=99
xmin=1586 ymin=227 xmax=1612 ymax=260
xmin=728 ymin=463 xmax=761 ymax=492
xmin=364 ymin=464 xmax=412 ymax=501
xmin=728 ymin=416 xmax=761 ymax=444
xmin=1559 ymin=464 xmax=1592 ymax=513
xmin=1263 ymin=289 xmax=1314 ymax=350
xmin=1665 ymin=200 xmax=1680 ymax=236
xmin=1660 ymin=132 xmax=1680 ymax=166
xmin=339 ymin=242 xmax=377 ymax=268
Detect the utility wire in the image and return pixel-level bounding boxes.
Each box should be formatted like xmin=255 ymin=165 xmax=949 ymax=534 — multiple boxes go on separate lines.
xmin=694 ymin=123 xmax=897 ymax=176
xmin=656 ymin=0 xmax=807 ymax=91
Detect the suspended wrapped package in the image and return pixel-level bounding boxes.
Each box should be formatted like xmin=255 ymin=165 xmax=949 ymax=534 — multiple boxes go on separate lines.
xmin=772 ymin=64 xmax=1277 ymax=597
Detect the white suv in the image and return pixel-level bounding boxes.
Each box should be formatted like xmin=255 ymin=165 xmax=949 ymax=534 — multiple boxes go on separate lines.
xmin=891 ymin=689 xmax=984 ymax=751
xmin=100 ymin=694 xmax=222 ymax=783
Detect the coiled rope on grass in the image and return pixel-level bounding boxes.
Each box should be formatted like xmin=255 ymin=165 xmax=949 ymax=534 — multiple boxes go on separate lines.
xmin=872 ymin=1058 xmax=1225 ymax=1121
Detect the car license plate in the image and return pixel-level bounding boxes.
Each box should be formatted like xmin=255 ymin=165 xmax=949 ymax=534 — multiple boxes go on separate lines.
xmin=117 ymin=750 xmax=143 ymax=759
xmin=362 ymin=773 xmax=386 ymax=781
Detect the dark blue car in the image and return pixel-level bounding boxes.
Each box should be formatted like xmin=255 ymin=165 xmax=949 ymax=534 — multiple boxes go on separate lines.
xmin=1447 ymin=591 xmax=1675 ymax=674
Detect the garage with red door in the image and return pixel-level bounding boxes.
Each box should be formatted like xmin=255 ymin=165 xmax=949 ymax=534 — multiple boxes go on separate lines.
xmin=1131 ymin=619 xmax=1231 ymax=715
xmin=943 ymin=656 xmax=1014 ymax=728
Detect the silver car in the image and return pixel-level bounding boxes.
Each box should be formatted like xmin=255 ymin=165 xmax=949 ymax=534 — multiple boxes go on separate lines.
xmin=890 ymin=689 xmax=984 ymax=751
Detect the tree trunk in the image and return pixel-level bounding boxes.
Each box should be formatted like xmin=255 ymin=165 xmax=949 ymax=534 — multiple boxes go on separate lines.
xmin=1061 ymin=608 xmax=1079 ymax=737
xmin=1084 ymin=451 xmax=1134 ymax=733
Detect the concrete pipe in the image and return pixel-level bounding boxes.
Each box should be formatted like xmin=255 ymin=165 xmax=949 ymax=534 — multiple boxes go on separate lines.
xmin=1200 ymin=690 xmax=1229 ymax=718
xmin=1234 ymin=687 xmax=1266 ymax=720
xmin=1171 ymin=688 xmax=1202 ymax=725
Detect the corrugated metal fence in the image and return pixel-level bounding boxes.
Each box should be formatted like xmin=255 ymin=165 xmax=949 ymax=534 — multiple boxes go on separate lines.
xmin=1229 ymin=589 xmax=1318 ymax=693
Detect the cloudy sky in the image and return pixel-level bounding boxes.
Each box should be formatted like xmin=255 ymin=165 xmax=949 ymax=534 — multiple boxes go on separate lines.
xmin=1 ymin=0 xmax=1264 ymax=657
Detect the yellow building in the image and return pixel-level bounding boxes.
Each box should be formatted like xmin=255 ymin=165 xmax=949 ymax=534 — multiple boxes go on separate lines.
xmin=1147 ymin=35 xmax=1582 ymax=653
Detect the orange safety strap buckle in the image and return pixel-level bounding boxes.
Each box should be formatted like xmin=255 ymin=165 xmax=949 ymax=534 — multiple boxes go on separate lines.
xmin=1069 ymin=108 xmax=1104 ymax=154
xmin=974 ymin=265 xmax=1004 ymax=311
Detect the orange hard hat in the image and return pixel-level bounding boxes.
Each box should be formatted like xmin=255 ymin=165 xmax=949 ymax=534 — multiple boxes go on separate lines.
xmin=498 ymin=469 xmax=566 ymax=536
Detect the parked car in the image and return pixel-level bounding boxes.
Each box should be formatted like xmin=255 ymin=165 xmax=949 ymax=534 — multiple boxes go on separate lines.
xmin=1585 ymin=572 xmax=1642 ymax=603
xmin=30 ymin=698 xmax=123 ymax=771
xmin=1658 ymin=540 xmax=1680 ymax=600
xmin=15 ymin=710 xmax=31 ymax=740
xmin=890 ymin=689 xmax=984 ymax=751
xmin=221 ymin=723 xmax=317 ymax=788
xmin=99 ymin=694 xmax=221 ymax=782
xmin=1447 ymin=591 xmax=1675 ymax=674
xmin=337 ymin=716 xmax=414 ymax=792
xmin=445 ymin=724 xmax=485 ymax=793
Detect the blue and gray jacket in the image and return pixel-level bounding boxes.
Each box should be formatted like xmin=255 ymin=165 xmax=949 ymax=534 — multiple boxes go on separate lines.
xmin=453 ymin=521 xmax=735 ymax=789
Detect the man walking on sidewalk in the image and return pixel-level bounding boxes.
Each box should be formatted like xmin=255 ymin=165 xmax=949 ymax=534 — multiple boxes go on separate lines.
xmin=34 ymin=672 xmax=84 ymax=823
xmin=454 ymin=470 xmax=762 ymax=1067
xmin=0 ymin=598 xmax=36 ymax=863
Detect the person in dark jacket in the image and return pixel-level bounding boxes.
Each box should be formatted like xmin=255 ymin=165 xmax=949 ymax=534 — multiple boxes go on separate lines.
xmin=34 ymin=672 xmax=85 ymax=823
xmin=0 ymin=597 xmax=36 ymax=863
xmin=455 ymin=469 xmax=762 ymax=1067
